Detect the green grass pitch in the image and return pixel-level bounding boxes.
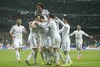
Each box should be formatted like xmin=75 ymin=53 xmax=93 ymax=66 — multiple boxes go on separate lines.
xmin=0 ymin=49 xmax=100 ymax=67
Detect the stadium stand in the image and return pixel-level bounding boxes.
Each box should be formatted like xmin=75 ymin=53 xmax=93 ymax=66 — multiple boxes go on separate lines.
xmin=0 ymin=0 xmax=100 ymax=48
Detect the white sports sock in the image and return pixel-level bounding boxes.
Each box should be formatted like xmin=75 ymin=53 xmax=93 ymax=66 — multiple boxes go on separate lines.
xmin=33 ymin=50 xmax=38 ymax=63
xmin=54 ymin=51 xmax=59 ymax=64
xmin=16 ymin=50 xmax=18 ymax=60
xmin=17 ymin=51 xmax=20 ymax=60
xmin=78 ymin=50 xmax=81 ymax=58
xmin=50 ymin=51 xmax=55 ymax=59
xmin=27 ymin=51 xmax=34 ymax=61
xmin=58 ymin=51 xmax=64 ymax=61
xmin=66 ymin=54 xmax=69 ymax=64
xmin=67 ymin=54 xmax=71 ymax=62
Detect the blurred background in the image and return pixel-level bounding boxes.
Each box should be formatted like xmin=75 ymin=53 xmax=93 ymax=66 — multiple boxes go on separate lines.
xmin=0 ymin=0 xmax=100 ymax=49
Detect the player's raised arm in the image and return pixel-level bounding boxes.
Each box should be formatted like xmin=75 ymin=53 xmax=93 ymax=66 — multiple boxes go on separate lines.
xmin=29 ymin=21 xmax=37 ymax=29
xmin=55 ymin=17 xmax=68 ymax=28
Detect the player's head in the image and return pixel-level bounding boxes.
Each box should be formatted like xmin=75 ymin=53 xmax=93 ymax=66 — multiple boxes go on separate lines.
xmin=77 ymin=25 xmax=81 ymax=31
xmin=47 ymin=14 xmax=55 ymax=20
xmin=35 ymin=15 xmax=41 ymax=21
xmin=37 ymin=3 xmax=44 ymax=12
xmin=16 ymin=19 xmax=22 ymax=26
xmin=62 ymin=16 xmax=68 ymax=24
xmin=40 ymin=16 xmax=44 ymax=22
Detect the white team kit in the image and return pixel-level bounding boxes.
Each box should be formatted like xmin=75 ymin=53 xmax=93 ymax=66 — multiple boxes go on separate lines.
xmin=70 ymin=30 xmax=89 ymax=49
xmin=39 ymin=19 xmax=61 ymax=48
xmin=35 ymin=9 xmax=51 ymax=49
xmin=56 ymin=17 xmax=71 ymax=51
xmin=10 ymin=25 xmax=26 ymax=48
xmin=28 ymin=21 xmax=40 ymax=48
xmin=38 ymin=22 xmax=51 ymax=48
xmin=59 ymin=23 xmax=70 ymax=51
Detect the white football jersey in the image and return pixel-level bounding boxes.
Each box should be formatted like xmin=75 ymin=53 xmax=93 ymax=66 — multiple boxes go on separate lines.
xmin=70 ymin=30 xmax=89 ymax=41
xmin=47 ymin=19 xmax=60 ymax=38
xmin=60 ymin=23 xmax=70 ymax=38
xmin=10 ymin=25 xmax=26 ymax=39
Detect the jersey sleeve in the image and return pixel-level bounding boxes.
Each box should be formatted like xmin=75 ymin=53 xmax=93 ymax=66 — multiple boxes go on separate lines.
xmin=34 ymin=10 xmax=37 ymax=16
xmin=69 ymin=31 xmax=76 ymax=36
xmin=22 ymin=26 xmax=27 ymax=33
xmin=46 ymin=10 xmax=50 ymax=15
xmin=82 ymin=31 xmax=89 ymax=37
xmin=38 ymin=22 xmax=50 ymax=28
xmin=59 ymin=27 xmax=64 ymax=33
xmin=56 ymin=18 xmax=69 ymax=29
xmin=10 ymin=26 xmax=14 ymax=33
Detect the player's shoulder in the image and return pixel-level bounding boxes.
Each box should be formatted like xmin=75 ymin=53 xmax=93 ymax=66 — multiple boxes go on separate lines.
xmin=20 ymin=25 xmax=25 ymax=28
xmin=74 ymin=30 xmax=78 ymax=32
xmin=12 ymin=25 xmax=16 ymax=28
xmin=43 ymin=9 xmax=49 ymax=12
xmin=80 ymin=30 xmax=84 ymax=32
xmin=67 ymin=23 xmax=70 ymax=27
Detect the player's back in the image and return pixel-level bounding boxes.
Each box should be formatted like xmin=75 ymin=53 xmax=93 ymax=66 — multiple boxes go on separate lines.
xmin=49 ymin=19 xmax=60 ymax=38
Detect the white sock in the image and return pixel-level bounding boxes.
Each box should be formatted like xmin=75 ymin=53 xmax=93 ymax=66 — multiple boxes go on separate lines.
xmin=54 ymin=51 xmax=59 ymax=64
xmin=66 ymin=54 xmax=69 ymax=64
xmin=44 ymin=50 xmax=48 ymax=62
xmin=57 ymin=52 xmax=59 ymax=64
xmin=16 ymin=50 xmax=18 ymax=60
xmin=78 ymin=50 xmax=81 ymax=58
xmin=58 ymin=51 xmax=64 ymax=61
xmin=27 ymin=51 xmax=34 ymax=61
xmin=33 ymin=50 xmax=38 ymax=63
xmin=67 ymin=54 xmax=71 ymax=62
xmin=50 ymin=51 xmax=55 ymax=59
xmin=17 ymin=51 xmax=20 ymax=60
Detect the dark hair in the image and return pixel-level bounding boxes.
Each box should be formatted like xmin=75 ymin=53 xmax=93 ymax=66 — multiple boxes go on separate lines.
xmin=34 ymin=15 xmax=40 ymax=18
xmin=62 ymin=16 xmax=69 ymax=23
xmin=63 ymin=16 xmax=68 ymax=20
xmin=48 ymin=14 xmax=55 ymax=19
xmin=40 ymin=16 xmax=44 ymax=19
xmin=37 ymin=3 xmax=44 ymax=9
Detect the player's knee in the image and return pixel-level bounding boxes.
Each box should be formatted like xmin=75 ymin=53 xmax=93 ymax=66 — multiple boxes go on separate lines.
xmin=77 ymin=47 xmax=81 ymax=50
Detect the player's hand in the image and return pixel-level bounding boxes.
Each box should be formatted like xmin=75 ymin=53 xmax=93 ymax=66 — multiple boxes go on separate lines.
xmin=29 ymin=22 xmax=32 ymax=25
xmin=34 ymin=22 xmax=39 ymax=25
xmin=90 ymin=36 xmax=93 ymax=39
xmin=55 ymin=17 xmax=58 ymax=19
xmin=12 ymin=35 xmax=15 ymax=38
xmin=29 ymin=22 xmax=33 ymax=27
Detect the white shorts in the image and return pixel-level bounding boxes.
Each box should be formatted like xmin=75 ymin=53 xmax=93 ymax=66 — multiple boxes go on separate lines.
xmin=62 ymin=39 xmax=70 ymax=51
xmin=43 ymin=37 xmax=52 ymax=48
xmin=52 ymin=37 xmax=61 ymax=48
xmin=30 ymin=36 xmax=38 ymax=49
xmin=13 ymin=38 xmax=22 ymax=48
xmin=76 ymin=42 xmax=82 ymax=49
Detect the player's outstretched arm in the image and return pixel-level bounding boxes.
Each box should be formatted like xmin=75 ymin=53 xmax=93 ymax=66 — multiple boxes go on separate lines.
xmin=69 ymin=31 xmax=76 ymax=36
